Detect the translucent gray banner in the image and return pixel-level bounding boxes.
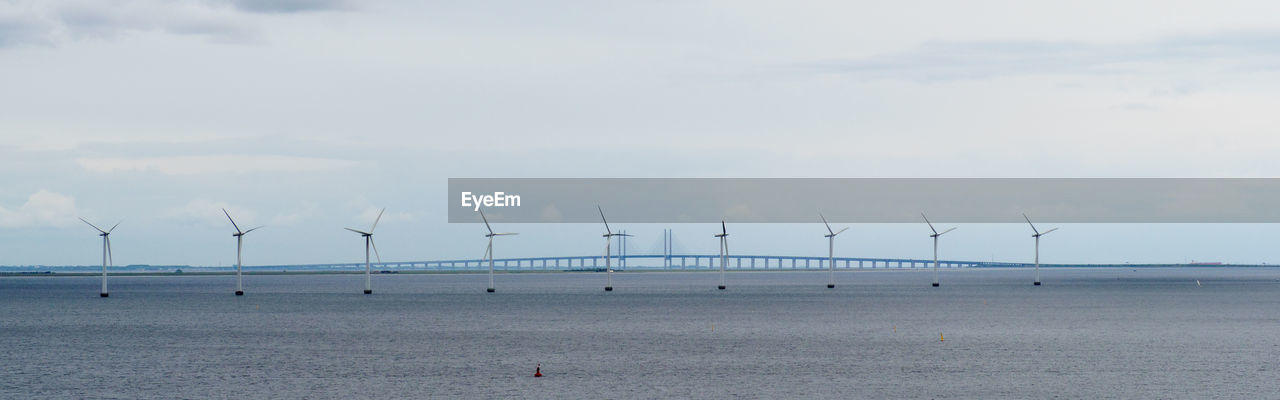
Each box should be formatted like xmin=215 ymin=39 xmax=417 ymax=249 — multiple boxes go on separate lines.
xmin=447 ymin=178 xmax=1280 ymax=223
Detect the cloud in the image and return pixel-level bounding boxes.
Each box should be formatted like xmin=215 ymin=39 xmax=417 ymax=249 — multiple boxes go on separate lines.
xmin=17 ymin=133 xmax=233 ymax=152
xmin=76 ymin=155 xmax=358 ymax=175
xmin=0 ymin=0 xmax=355 ymax=47
xmin=0 ymin=12 xmax=54 ymax=46
xmin=227 ymin=0 xmax=353 ymax=14
xmin=0 ymin=190 xmax=79 ymax=228
xmin=356 ymin=206 xmax=414 ymax=227
xmin=803 ymin=31 xmax=1280 ymax=82
xmin=163 ymin=199 xmax=256 ymax=228
xmin=270 ymin=201 xmax=320 ymax=226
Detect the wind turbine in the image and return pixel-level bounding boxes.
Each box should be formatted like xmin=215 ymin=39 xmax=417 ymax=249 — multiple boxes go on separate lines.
xmin=715 ymin=220 xmax=729 ymax=290
xmin=223 ymin=209 xmax=262 ymax=296
xmin=597 ymin=206 xmax=631 ymax=292
xmin=922 ymin=213 xmax=956 ymax=287
xmin=345 ymin=208 xmax=384 ymax=294
xmin=480 ymin=209 xmax=517 ymax=293
xmin=1024 ymin=213 xmax=1058 ymax=286
xmin=79 ymin=218 xmax=118 ymax=298
xmin=819 ymin=213 xmax=848 ymax=289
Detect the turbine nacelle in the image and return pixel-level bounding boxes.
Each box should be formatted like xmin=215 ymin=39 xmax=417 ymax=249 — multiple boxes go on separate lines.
xmin=1023 ymin=213 xmax=1057 ymax=238
xmin=223 ymin=209 xmax=263 ymax=237
xmin=479 ymin=209 xmax=519 ymax=238
xmin=922 ymin=213 xmax=956 ymax=238
xmin=714 ymin=220 xmax=729 ymax=238
xmin=819 ymin=213 xmax=847 ymax=238
xmin=80 ymin=217 xmax=119 ymax=236
xmin=80 ymin=217 xmax=117 ymax=267
xmin=345 ymin=228 xmax=373 ymax=238
xmin=345 ymin=208 xmax=385 ymax=264
xmin=1032 ymin=227 xmax=1058 ymax=238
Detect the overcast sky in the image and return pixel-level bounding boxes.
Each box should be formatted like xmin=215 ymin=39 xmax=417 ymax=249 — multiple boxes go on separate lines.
xmin=3 ymin=0 xmax=1280 ymax=266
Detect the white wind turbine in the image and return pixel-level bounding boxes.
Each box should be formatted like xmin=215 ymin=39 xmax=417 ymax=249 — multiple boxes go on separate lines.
xmin=597 ymin=206 xmax=631 ymax=292
xmin=344 ymin=208 xmax=384 ymax=294
xmin=819 ymin=213 xmax=848 ymax=289
xmin=715 ymin=220 xmax=729 ymax=290
xmin=480 ymin=209 xmax=517 ymax=293
xmin=922 ymin=213 xmax=956 ymax=287
xmin=1024 ymin=213 xmax=1058 ymax=286
xmin=223 ymin=209 xmax=262 ymax=296
xmin=79 ymin=218 xmax=118 ymax=298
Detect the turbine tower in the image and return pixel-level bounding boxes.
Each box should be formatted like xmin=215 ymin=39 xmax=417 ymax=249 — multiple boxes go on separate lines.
xmin=480 ymin=209 xmax=517 ymax=293
xmin=715 ymin=220 xmax=729 ymax=290
xmin=922 ymin=213 xmax=956 ymax=287
xmin=597 ymin=206 xmax=631 ymax=292
xmin=1024 ymin=213 xmax=1058 ymax=286
xmin=223 ymin=209 xmax=262 ymax=296
xmin=79 ymin=218 xmax=118 ymax=298
xmin=819 ymin=213 xmax=848 ymax=289
xmin=344 ymin=208 xmax=384 ymax=294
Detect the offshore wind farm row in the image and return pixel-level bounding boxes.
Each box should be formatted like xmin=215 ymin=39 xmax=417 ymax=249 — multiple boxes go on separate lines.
xmin=67 ymin=206 xmax=1065 ymax=298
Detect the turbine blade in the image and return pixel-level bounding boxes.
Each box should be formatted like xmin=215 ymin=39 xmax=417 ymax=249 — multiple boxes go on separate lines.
xmin=107 ymin=221 xmax=121 ymax=234
xmin=80 ymin=217 xmax=106 ymax=233
xmin=223 ymin=208 xmax=241 ymax=233
xmin=370 ymin=208 xmax=385 ymax=232
xmin=370 ymin=238 xmax=382 ymax=263
xmin=344 ymin=227 xmax=370 ymax=235
xmin=106 ymin=236 xmax=113 ymax=266
xmin=820 ymin=213 xmax=834 ymax=235
xmin=1040 ymin=227 xmax=1058 ymax=236
xmin=598 ymin=205 xmax=611 ymax=235
xmin=834 ymin=227 xmax=849 ymax=236
xmin=495 ymin=232 xmax=519 ymax=236
xmin=1023 ymin=213 xmax=1039 ymax=234
xmin=479 ymin=209 xmax=494 ymax=235
xmin=922 ymin=213 xmax=937 ymax=234
xmin=721 ymin=220 xmax=727 ymax=235
xmin=939 ymin=227 xmax=957 ymax=235
xmin=243 ymin=226 xmax=264 ymax=234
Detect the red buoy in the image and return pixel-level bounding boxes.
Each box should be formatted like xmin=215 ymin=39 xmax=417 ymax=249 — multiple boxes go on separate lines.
xmin=534 ymin=364 xmax=543 ymax=377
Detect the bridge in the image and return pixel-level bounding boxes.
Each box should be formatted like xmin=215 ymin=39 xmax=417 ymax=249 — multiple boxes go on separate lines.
xmin=245 ymin=254 xmax=1030 ymax=272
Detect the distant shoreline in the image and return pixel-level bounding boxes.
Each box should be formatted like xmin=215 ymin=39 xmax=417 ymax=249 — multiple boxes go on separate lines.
xmin=2 ymin=264 xmax=1277 ymax=278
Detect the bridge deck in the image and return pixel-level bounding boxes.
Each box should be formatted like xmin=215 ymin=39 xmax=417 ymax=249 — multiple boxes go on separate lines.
xmin=246 ymin=254 xmax=1030 ymax=271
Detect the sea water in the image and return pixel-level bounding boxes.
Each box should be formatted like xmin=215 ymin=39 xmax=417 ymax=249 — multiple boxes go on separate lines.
xmin=2 ymin=268 xmax=1278 ymax=398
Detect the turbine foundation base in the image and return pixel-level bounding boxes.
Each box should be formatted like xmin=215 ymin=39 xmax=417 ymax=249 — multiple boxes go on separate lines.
xmin=932 ymin=283 xmax=940 ymax=287
xmin=99 ymin=293 xmax=109 ymax=298
xmin=486 ymin=288 xmax=495 ymax=293
xmin=717 ymin=285 xmax=726 ymax=290
xmin=235 ymin=291 xmax=244 ymax=296
xmin=363 ymin=289 xmax=373 ymax=294
xmin=604 ymin=286 xmax=613 ymax=291
xmin=1033 ymin=281 xmax=1041 ymax=286
xmin=827 ymin=284 xmax=835 ymax=288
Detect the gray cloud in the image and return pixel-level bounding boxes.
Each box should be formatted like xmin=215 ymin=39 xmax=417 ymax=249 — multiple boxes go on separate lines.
xmin=804 ymin=32 xmax=1280 ymax=82
xmin=0 ymin=14 xmax=53 ymax=46
xmin=0 ymin=0 xmax=354 ymax=47
xmin=227 ymin=0 xmax=352 ymax=14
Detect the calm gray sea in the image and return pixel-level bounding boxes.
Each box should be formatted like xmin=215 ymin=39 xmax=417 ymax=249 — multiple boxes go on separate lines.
xmin=2 ymin=268 xmax=1278 ymax=399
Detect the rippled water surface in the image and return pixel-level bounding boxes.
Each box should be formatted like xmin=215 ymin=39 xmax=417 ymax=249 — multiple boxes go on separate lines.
xmin=3 ymin=268 xmax=1279 ymax=399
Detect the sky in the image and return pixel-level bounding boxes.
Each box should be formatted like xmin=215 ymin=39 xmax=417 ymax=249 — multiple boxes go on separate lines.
xmin=2 ymin=0 xmax=1280 ymax=266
